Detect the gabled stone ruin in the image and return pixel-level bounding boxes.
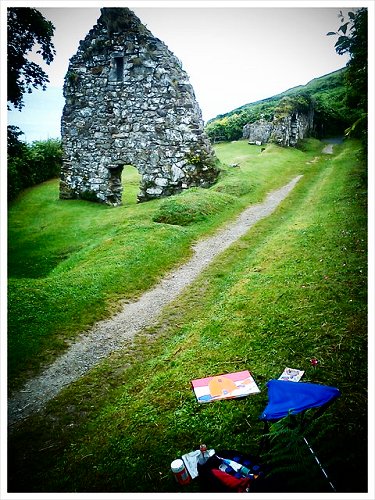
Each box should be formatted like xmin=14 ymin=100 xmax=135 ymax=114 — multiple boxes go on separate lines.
xmin=243 ymin=99 xmax=314 ymax=147
xmin=60 ymin=8 xmax=218 ymax=206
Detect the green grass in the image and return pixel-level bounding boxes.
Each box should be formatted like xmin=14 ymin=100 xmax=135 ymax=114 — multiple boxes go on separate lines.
xmin=8 ymin=141 xmax=317 ymax=389
xmin=152 ymin=188 xmax=235 ymax=225
xmin=7 ymin=139 xmax=367 ymax=493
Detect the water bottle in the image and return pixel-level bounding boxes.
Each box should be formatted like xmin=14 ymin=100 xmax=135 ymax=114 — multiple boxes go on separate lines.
xmin=198 ymin=444 xmax=210 ymax=465
xmin=217 ymin=457 xmax=254 ymax=478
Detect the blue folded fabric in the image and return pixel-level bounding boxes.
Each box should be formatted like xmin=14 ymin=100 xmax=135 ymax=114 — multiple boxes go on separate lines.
xmin=260 ymin=379 xmax=341 ymax=420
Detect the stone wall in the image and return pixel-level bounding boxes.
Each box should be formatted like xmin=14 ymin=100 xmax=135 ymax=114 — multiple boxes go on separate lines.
xmin=270 ymin=108 xmax=314 ymax=146
xmin=243 ymin=109 xmax=314 ymax=147
xmin=60 ymin=8 xmax=218 ymax=206
xmin=243 ymin=119 xmax=273 ymax=145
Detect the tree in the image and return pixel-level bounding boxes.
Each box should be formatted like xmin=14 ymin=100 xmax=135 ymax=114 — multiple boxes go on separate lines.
xmin=327 ymin=9 xmax=367 ymax=113
xmin=7 ymin=8 xmax=57 ymax=201
xmin=7 ymin=7 xmax=56 ymax=110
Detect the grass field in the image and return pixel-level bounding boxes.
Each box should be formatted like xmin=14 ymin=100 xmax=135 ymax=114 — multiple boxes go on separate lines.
xmin=7 ymin=139 xmax=367 ymax=493
xmin=8 ymin=140 xmax=316 ymax=390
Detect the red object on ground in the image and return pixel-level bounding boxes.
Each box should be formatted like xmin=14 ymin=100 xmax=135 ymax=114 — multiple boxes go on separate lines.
xmin=211 ymin=468 xmax=252 ymax=492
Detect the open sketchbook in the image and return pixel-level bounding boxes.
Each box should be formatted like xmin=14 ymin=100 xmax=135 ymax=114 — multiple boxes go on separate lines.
xmin=192 ymin=370 xmax=260 ymax=403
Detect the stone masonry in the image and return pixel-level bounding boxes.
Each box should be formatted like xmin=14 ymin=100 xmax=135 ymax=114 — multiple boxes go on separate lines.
xmin=269 ymin=108 xmax=314 ymax=147
xmin=60 ymin=8 xmax=219 ymax=205
xmin=243 ymin=108 xmax=314 ymax=147
xmin=242 ymin=118 xmax=273 ymax=145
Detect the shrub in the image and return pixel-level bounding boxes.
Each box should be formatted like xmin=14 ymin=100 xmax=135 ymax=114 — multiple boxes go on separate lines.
xmin=7 ymin=129 xmax=62 ymax=202
xmin=28 ymin=139 xmax=63 ymax=184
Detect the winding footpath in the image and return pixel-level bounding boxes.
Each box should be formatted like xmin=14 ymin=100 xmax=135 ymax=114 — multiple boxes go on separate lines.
xmin=9 ymin=175 xmax=303 ymax=426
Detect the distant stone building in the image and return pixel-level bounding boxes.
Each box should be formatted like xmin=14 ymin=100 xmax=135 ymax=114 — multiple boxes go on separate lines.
xmin=60 ymin=8 xmax=218 ymax=206
xmin=243 ymin=105 xmax=314 ymax=147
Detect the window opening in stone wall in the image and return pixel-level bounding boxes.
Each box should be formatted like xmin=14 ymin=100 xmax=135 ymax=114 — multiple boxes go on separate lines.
xmin=114 ymin=56 xmax=124 ymax=81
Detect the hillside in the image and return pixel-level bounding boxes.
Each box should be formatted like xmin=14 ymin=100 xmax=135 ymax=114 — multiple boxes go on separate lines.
xmin=205 ymin=68 xmax=355 ymax=142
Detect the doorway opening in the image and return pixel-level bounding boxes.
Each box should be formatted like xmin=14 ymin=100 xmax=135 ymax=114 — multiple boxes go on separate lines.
xmin=121 ymin=165 xmax=141 ymax=206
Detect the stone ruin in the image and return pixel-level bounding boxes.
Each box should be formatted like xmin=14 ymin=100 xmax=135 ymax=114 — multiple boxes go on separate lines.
xmin=60 ymin=8 xmax=218 ymax=206
xmin=242 ymin=118 xmax=273 ymax=146
xmin=243 ymin=107 xmax=314 ymax=147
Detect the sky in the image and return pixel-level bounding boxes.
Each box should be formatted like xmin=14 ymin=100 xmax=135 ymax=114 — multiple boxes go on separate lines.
xmin=4 ymin=1 xmax=361 ymax=143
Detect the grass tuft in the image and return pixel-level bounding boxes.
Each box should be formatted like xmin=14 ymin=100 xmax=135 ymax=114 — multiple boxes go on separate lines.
xmin=152 ymin=188 xmax=235 ymax=225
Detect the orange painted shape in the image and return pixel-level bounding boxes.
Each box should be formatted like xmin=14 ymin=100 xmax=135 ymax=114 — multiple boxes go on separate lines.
xmin=208 ymin=376 xmax=238 ymax=397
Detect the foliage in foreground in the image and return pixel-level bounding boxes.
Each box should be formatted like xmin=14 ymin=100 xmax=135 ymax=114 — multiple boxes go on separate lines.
xmin=328 ymin=8 xmax=367 ymax=113
xmin=327 ymin=8 xmax=368 ymax=145
xmin=8 ymin=139 xmax=367 ymax=493
xmin=7 ymin=7 xmax=55 ymax=110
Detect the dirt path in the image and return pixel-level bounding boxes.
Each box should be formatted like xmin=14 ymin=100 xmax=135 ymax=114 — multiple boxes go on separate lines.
xmin=8 ymin=175 xmax=303 ymax=426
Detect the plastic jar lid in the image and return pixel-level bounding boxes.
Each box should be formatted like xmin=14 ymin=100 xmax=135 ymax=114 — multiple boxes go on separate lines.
xmin=171 ymin=459 xmax=184 ymax=472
